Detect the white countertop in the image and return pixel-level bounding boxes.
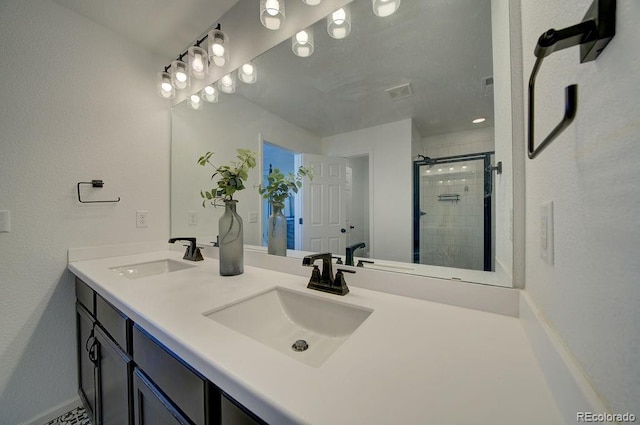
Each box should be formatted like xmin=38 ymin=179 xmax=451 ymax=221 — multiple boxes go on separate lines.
xmin=69 ymin=249 xmax=564 ymax=425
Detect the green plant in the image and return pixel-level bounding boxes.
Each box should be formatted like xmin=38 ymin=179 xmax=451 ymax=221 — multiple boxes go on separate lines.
xmin=198 ymin=149 xmax=258 ymax=207
xmin=258 ymin=166 xmax=312 ymax=205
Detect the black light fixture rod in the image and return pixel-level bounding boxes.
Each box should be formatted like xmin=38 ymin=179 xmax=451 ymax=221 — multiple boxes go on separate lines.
xmin=160 ymin=22 xmax=221 ymax=72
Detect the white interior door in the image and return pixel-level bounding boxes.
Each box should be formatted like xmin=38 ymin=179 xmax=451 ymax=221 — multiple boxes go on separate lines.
xmin=298 ymin=153 xmax=347 ymax=254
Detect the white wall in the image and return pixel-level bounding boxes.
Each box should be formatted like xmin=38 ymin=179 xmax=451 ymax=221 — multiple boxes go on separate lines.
xmin=171 ymin=95 xmax=321 ymax=245
xmin=421 ymin=127 xmax=495 ymax=158
xmin=322 ymin=119 xmax=413 ymax=262
xmin=522 ymin=0 xmax=640 ymax=415
xmin=0 ymin=1 xmax=170 ymax=423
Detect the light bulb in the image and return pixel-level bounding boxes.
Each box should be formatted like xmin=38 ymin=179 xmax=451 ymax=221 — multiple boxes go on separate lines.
xmin=190 ymin=95 xmax=201 ymax=103
xmin=373 ymin=0 xmax=401 ymax=17
xmin=201 ymin=85 xmax=219 ymax=103
xmin=327 ymin=6 xmax=351 ymax=39
xmin=212 ymin=43 xmax=224 ymax=57
xmin=332 ymin=8 xmax=346 ymax=24
xmin=157 ymin=71 xmax=175 ymax=99
xmin=221 ymin=75 xmax=232 ymax=86
xmin=204 ymin=86 xmax=215 ymax=95
xmin=218 ymin=73 xmax=236 ymax=93
xmin=192 ymin=55 xmax=204 ymax=72
xmin=176 ymin=71 xmax=187 ymax=83
xmin=208 ymin=29 xmax=229 ymax=68
xmin=161 ymin=82 xmax=172 ymax=92
xmin=265 ymin=0 xmax=280 ymax=15
xmin=296 ymin=31 xmax=309 ymax=44
xmin=242 ymin=63 xmax=254 ymax=75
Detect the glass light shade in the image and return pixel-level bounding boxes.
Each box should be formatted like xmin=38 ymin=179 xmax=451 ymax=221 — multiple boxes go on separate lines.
xmin=260 ymin=0 xmax=285 ymax=30
xmin=188 ymin=46 xmax=208 ymax=79
xmin=201 ymin=85 xmax=219 ymax=103
xmin=157 ymin=72 xmax=175 ymax=99
xmin=327 ymin=6 xmax=351 ymax=39
xmin=292 ymin=29 xmax=314 ymax=57
xmin=218 ymin=73 xmax=236 ymax=94
xmin=302 ymin=0 xmax=321 ymax=5
xmin=238 ymin=62 xmax=257 ymax=84
xmin=188 ymin=94 xmax=203 ymax=110
xmin=170 ymin=60 xmax=190 ymax=90
xmin=372 ymin=0 xmax=401 ymax=17
xmin=208 ymin=29 xmax=229 ymax=67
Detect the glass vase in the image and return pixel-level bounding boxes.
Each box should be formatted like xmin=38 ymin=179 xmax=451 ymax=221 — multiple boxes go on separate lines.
xmin=267 ymin=201 xmax=287 ymax=256
xmin=218 ymin=200 xmax=244 ymax=276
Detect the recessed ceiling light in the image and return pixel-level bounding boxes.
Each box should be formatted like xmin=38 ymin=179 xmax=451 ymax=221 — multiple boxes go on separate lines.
xmin=472 ymin=117 xmax=486 ymax=124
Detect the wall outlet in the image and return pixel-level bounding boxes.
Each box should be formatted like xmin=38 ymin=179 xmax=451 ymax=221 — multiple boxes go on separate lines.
xmin=136 ymin=210 xmax=149 ymax=228
xmin=248 ymin=212 xmax=258 ymax=223
xmin=540 ymin=201 xmax=553 ymax=264
xmin=188 ymin=211 xmax=198 ymax=226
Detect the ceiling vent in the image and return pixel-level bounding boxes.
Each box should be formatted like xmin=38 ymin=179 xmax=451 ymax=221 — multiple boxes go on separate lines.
xmin=385 ymin=83 xmax=413 ymax=101
xmin=481 ymin=76 xmax=494 ymax=94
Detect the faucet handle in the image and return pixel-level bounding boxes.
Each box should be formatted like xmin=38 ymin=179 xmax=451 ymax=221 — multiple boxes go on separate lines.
xmin=332 ymin=256 xmax=343 ymax=264
xmin=333 ymin=268 xmax=354 ymax=295
xmin=357 ymin=260 xmax=375 ymax=267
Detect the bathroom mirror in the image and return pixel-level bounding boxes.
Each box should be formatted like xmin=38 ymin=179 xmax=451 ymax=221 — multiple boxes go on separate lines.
xmin=171 ymin=0 xmax=518 ymax=287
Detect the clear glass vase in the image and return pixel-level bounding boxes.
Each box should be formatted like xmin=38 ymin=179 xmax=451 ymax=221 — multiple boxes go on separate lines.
xmin=218 ymin=200 xmax=243 ymax=276
xmin=267 ymin=201 xmax=287 ymax=256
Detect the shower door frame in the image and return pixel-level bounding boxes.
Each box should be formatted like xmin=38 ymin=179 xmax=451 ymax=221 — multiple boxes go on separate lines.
xmin=412 ymin=152 xmax=495 ymax=271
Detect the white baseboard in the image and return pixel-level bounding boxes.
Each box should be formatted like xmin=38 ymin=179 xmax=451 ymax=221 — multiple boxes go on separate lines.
xmin=519 ymin=292 xmax=609 ymax=424
xmin=18 ymin=397 xmax=81 ymax=425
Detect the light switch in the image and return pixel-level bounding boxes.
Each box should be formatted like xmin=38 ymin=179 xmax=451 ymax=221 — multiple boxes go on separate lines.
xmin=0 ymin=210 xmax=10 ymax=233
xmin=540 ymin=201 xmax=553 ymax=264
xmin=248 ymin=212 xmax=258 ymax=223
xmin=188 ymin=211 xmax=198 ymax=226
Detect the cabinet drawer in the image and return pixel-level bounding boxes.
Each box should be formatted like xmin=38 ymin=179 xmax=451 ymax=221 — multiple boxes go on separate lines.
xmin=132 ymin=325 xmax=207 ymax=425
xmin=133 ymin=368 xmax=191 ymax=425
xmin=75 ymin=277 xmax=95 ymax=315
xmin=96 ymin=294 xmax=131 ymax=353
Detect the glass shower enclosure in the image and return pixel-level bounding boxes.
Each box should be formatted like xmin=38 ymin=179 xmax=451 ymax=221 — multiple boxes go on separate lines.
xmin=413 ymin=152 xmax=495 ymax=272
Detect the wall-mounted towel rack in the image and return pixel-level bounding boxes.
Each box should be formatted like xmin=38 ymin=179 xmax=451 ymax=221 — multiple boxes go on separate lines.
xmin=438 ymin=194 xmax=460 ymax=203
xmin=77 ymin=180 xmax=121 ymax=203
xmin=528 ymin=0 xmax=616 ymax=159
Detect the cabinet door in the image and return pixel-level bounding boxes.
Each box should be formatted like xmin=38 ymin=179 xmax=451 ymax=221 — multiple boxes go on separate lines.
xmin=76 ymin=303 xmax=98 ymax=424
xmin=132 ymin=368 xmax=191 ymax=425
xmin=94 ymin=325 xmax=133 ymax=425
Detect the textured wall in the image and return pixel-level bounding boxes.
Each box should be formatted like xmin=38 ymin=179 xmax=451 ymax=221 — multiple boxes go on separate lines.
xmin=0 ymin=1 xmax=170 ymax=423
xmin=522 ymin=0 xmax=640 ymax=415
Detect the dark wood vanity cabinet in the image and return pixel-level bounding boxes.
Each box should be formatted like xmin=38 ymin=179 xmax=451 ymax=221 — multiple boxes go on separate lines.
xmin=75 ymin=278 xmax=133 ymax=425
xmin=75 ymin=277 xmax=266 ymax=425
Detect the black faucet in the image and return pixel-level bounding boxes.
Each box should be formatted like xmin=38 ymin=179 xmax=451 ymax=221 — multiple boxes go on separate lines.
xmin=345 ymin=242 xmax=366 ymax=266
xmin=168 ymin=237 xmax=204 ymax=261
xmin=302 ymin=252 xmax=353 ymax=295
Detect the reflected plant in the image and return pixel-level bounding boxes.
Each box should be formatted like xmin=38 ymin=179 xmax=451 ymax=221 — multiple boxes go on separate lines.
xmin=198 ymin=149 xmax=258 ymax=207
xmin=258 ymin=166 xmax=313 ymax=205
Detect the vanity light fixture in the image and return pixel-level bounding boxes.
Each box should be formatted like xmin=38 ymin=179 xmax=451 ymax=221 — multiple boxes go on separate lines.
xmin=157 ymin=71 xmax=175 ymax=99
xmin=171 ymin=60 xmax=190 ymax=90
xmin=327 ymin=6 xmax=351 ymax=39
xmin=472 ymin=117 xmax=486 ymax=124
xmin=372 ymin=0 xmax=401 ymax=17
xmin=292 ymin=28 xmax=314 ymax=57
xmin=302 ymin=0 xmax=321 ymax=5
xmin=188 ymin=45 xmax=208 ymax=79
xmin=201 ymin=85 xmax=219 ymax=103
xmin=218 ymin=73 xmax=237 ymax=94
xmin=208 ymin=26 xmax=229 ymax=67
xmin=188 ymin=93 xmax=203 ymax=110
xmin=238 ymin=62 xmax=258 ymax=84
xmin=261 ymin=0 xmax=285 ymax=30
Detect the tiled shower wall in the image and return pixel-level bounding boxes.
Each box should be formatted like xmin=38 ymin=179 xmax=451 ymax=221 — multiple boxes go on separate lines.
xmin=418 ymin=167 xmax=485 ymax=270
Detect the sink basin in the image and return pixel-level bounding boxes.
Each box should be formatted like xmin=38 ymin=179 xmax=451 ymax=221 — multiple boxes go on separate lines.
xmin=110 ymin=259 xmax=195 ymax=280
xmin=205 ymin=287 xmax=372 ymax=367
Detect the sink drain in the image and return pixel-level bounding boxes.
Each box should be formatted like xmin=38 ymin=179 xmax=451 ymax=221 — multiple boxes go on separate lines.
xmin=291 ymin=339 xmax=309 ymax=352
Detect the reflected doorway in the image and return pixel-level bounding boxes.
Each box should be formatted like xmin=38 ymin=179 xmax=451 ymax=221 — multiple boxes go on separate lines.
xmin=413 ymin=152 xmax=495 ymax=271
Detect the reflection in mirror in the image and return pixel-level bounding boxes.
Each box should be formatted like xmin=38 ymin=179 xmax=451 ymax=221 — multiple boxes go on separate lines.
xmin=171 ymin=0 xmax=515 ymax=287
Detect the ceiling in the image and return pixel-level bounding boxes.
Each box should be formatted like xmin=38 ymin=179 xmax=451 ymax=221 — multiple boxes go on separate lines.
xmin=54 ymin=0 xmax=494 ymax=138
xmin=234 ymin=0 xmax=494 ymax=137
xmin=52 ymin=0 xmax=239 ymax=59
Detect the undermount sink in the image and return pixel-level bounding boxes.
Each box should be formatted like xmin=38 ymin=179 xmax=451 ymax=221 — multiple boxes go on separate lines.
xmin=110 ymin=259 xmax=195 ymax=280
xmin=205 ymin=287 xmax=372 ymax=367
